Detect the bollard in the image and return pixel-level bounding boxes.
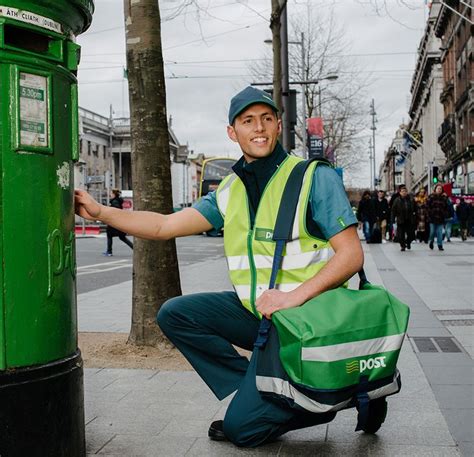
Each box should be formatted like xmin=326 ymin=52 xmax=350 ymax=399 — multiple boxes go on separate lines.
xmin=0 ymin=1 xmax=94 ymax=456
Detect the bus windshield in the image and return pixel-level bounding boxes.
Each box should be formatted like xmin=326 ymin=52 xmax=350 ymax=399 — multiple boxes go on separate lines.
xmin=199 ymin=158 xmax=236 ymax=198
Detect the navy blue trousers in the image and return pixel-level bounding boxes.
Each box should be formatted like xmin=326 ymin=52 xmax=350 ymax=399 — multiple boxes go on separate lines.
xmin=157 ymin=291 xmax=335 ymax=447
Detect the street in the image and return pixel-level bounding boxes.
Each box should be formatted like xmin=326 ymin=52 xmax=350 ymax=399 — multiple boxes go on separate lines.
xmin=76 ymin=234 xmax=224 ymax=294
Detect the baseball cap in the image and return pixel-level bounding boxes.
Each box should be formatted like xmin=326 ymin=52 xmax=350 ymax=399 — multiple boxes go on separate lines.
xmin=228 ymin=86 xmax=278 ymax=125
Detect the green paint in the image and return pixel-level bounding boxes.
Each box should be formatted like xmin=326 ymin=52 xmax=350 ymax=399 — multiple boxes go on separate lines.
xmin=255 ymin=227 xmax=274 ymax=242
xmin=0 ymin=1 xmax=93 ymax=370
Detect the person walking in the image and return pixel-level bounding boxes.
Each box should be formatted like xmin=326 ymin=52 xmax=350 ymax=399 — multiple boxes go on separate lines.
xmin=357 ymin=190 xmax=376 ymax=243
xmin=427 ymin=183 xmax=448 ymax=251
xmin=374 ymin=190 xmax=389 ymax=243
xmin=75 ymin=87 xmax=389 ymax=448
xmin=456 ymin=197 xmax=470 ymax=241
xmin=391 ymin=186 xmax=416 ymax=251
xmin=443 ymin=193 xmax=455 ymax=242
xmin=414 ymin=188 xmax=429 ymax=243
xmin=103 ymin=189 xmax=134 ymax=256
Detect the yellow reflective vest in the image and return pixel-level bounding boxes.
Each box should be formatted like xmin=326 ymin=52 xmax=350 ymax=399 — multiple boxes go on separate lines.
xmin=216 ymin=155 xmax=333 ymax=318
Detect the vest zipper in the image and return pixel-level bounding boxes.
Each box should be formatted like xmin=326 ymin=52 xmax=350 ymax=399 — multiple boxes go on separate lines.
xmin=247 ymin=227 xmax=259 ymax=317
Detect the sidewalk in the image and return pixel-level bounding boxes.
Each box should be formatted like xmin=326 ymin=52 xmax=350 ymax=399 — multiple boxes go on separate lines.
xmin=80 ymin=238 xmax=473 ymax=456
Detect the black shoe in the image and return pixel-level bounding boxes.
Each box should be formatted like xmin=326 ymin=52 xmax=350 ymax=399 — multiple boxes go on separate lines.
xmin=400 ymin=247 xmax=405 ymax=252
xmin=362 ymin=398 xmax=388 ymax=434
xmin=208 ymin=420 xmax=227 ymax=441
xmin=407 ymin=243 xmax=411 ymax=250
xmin=438 ymin=246 xmax=444 ymax=251
xmin=429 ymin=241 xmax=434 ymax=250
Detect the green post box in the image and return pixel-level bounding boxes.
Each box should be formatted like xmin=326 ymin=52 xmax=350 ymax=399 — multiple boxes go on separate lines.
xmin=0 ymin=2 xmax=93 ymax=456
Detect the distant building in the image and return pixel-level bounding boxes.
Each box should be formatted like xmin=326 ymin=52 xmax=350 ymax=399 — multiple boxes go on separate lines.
xmin=379 ymin=127 xmax=406 ymax=194
xmin=408 ymin=1 xmax=445 ymax=192
xmin=75 ymin=108 xmax=201 ymax=207
xmin=434 ymin=0 xmax=473 ymax=194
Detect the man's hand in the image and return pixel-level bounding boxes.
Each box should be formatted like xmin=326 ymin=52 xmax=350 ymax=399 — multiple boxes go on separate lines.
xmin=256 ymin=289 xmax=301 ymax=319
xmin=75 ymin=190 xmax=104 ymax=221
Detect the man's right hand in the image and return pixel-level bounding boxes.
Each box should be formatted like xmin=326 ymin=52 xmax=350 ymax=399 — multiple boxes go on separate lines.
xmin=75 ymin=189 xmax=103 ymax=221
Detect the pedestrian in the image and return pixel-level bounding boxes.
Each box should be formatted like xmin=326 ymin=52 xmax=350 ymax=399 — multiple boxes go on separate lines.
xmin=427 ymin=183 xmax=448 ymax=251
xmin=456 ymin=197 xmax=470 ymax=241
xmin=391 ymin=186 xmax=416 ymax=251
xmin=75 ymin=87 xmax=387 ymax=448
xmin=443 ymin=193 xmax=455 ymax=242
xmin=414 ymin=188 xmax=429 ymax=243
xmin=103 ymin=189 xmax=134 ymax=256
xmin=357 ymin=190 xmax=376 ymax=243
xmin=388 ymin=185 xmax=404 ymax=242
xmin=374 ymin=189 xmax=389 ymax=243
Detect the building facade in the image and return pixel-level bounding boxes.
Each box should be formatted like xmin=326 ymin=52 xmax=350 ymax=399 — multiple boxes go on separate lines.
xmin=434 ymin=0 xmax=473 ymax=195
xmin=75 ymin=108 xmax=201 ymax=208
xmin=379 ymin=127 xmax=406 ymax=194
xmin=408 ymin=1 xmax=446 ymax=193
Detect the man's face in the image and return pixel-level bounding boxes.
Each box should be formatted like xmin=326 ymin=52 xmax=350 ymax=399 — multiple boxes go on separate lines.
xmin=400 ymin=188 xmax=408 ymax=197
xmin=378 ymin=191 xmax=385 ymax=199
xmin=227 ymin=103 xmax=281 ymax=162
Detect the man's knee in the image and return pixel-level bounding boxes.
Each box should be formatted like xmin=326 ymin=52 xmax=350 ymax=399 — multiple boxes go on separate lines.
xmin=156 ymin=296 xmax=188 ymax=335
xmin=222 ymin=413 xmax=270 ymax=448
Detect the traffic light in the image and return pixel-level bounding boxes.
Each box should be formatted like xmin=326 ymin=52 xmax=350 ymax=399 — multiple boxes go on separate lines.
xmin=432 ymin=166 xmax=439 ymax=184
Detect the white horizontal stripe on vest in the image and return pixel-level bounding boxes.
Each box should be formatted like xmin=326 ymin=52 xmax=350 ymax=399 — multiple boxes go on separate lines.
xmin=216 ymin=174 xmax=238 ymax=217
xmin=234 ymin=283 xmax=300 ymax=300
xmin=256 ymin=370 xmax=400 ymax=414
xmin=227 ymin=248 xmax=332 ymax=271
xmin=301 ymin=333 xmax=406 ymax=363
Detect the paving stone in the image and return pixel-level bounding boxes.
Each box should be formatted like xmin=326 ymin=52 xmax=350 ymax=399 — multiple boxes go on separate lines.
xmin=145 ymin=436 xmax=197 ymax=456
xmin=186 ymin=437 xmax=282 ymax=456
xmin=85 ymin=427 xmax=116 ymax=454
xmin=422 ymin=364 xmax=474 ymax=385
xmin=441 ymin=408 xmax=474 ymax=444
xmin=430 ymin=385 xmax=474 ymax=410
xmin=327 ymin=422 xmax=455 ymax=447
xmin=458 ymin=441 xmax=473 ymax=457
xmin=156 ymin=418 xmax=213 ymax=438
xmin=96 ymin=433 xmax=158 ymax=456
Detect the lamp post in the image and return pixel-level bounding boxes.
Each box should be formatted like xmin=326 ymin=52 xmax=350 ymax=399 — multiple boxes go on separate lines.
xmin=260 ymin=36 xmax=338 ymax=158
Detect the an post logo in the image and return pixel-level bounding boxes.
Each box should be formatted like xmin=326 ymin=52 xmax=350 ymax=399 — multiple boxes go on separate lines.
xmin=255 ymin=228 xmax=274 ymax=242
xmin=346 ymin=356 xmax=386 ymax=374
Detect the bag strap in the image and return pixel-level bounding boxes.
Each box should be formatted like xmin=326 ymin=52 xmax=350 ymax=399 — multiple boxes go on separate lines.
xmin=254 ymin=159 xmax=317 ymax=349
xmin=254 ymin=158 xmax=369 ymax=349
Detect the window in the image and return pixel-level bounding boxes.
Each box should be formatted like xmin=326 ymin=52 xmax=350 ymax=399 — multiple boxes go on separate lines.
xmin=87 ymin=141 xmax=91 ymax=156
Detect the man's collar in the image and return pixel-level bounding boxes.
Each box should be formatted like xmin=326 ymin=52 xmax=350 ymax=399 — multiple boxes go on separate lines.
xmin=232 ymin=142 xmax=287 ymax=177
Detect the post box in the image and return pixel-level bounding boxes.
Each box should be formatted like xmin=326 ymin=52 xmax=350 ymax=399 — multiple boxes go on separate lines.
xmin=0 ymin=1 xmax=93 ymax=456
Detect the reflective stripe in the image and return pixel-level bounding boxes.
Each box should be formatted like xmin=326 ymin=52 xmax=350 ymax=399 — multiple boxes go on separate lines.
xmin=255 ymin=376 xmax=350 ymax=413
xmin=216 ymin=174 xmax=238 ymax=217
xmin=301 ymin=333 xmax=406 ymax=362
xmin=234 ymin=283 xmax=300 ymax=300
xmin=227 ymin=249 xmax=332 ymax=271
xmin=256 ymin=370 xmax=401 ymax=414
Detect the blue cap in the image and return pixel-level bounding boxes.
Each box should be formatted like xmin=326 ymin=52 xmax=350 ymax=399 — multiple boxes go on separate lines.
xmin=228 ymin=86 xmax=278 ymax=125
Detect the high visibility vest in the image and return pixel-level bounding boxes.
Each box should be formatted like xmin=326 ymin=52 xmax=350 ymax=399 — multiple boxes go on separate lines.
xmin=216 ymin=155 xmax=333 ymax=317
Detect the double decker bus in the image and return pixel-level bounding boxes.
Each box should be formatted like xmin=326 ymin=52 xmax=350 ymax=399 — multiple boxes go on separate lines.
xmin=199 ymin=157 xmax=236 ymax=198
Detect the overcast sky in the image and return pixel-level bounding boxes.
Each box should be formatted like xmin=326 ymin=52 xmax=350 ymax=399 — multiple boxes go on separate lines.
xmin=76 ymin=0 xmax=430 ymax=187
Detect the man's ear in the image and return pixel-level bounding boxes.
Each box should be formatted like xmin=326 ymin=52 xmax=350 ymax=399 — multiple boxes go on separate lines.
xmin=277 ymin=118 xmax=282 ymax=135
xmin=227 ymin=125 xmax=238 ymax=143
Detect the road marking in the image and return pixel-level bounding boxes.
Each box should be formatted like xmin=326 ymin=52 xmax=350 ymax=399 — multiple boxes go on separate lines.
xmin=77 ymin=260 xmax=128 ymax=270
xmin=78 ymin=264 xmax=132 ymax=276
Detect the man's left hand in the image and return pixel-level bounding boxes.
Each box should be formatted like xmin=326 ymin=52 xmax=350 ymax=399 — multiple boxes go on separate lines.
xmin=256 ymin=289 xmax=301 ymax=319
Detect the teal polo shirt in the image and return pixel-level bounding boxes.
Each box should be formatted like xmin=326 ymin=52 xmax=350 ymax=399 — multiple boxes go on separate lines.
xmin=194 ymin=150 xmax=357 ymax=240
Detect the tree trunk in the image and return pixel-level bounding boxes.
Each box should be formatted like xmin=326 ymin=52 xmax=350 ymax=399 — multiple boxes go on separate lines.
xmin=124 ymin=0 xmax=182 ymax=346
xmin=270 ymin=0 xmax=283 ymax=114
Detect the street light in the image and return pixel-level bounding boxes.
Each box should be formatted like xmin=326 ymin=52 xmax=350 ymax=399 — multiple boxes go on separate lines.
xmin=261 ymin=35 xmax=338 ymax=158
